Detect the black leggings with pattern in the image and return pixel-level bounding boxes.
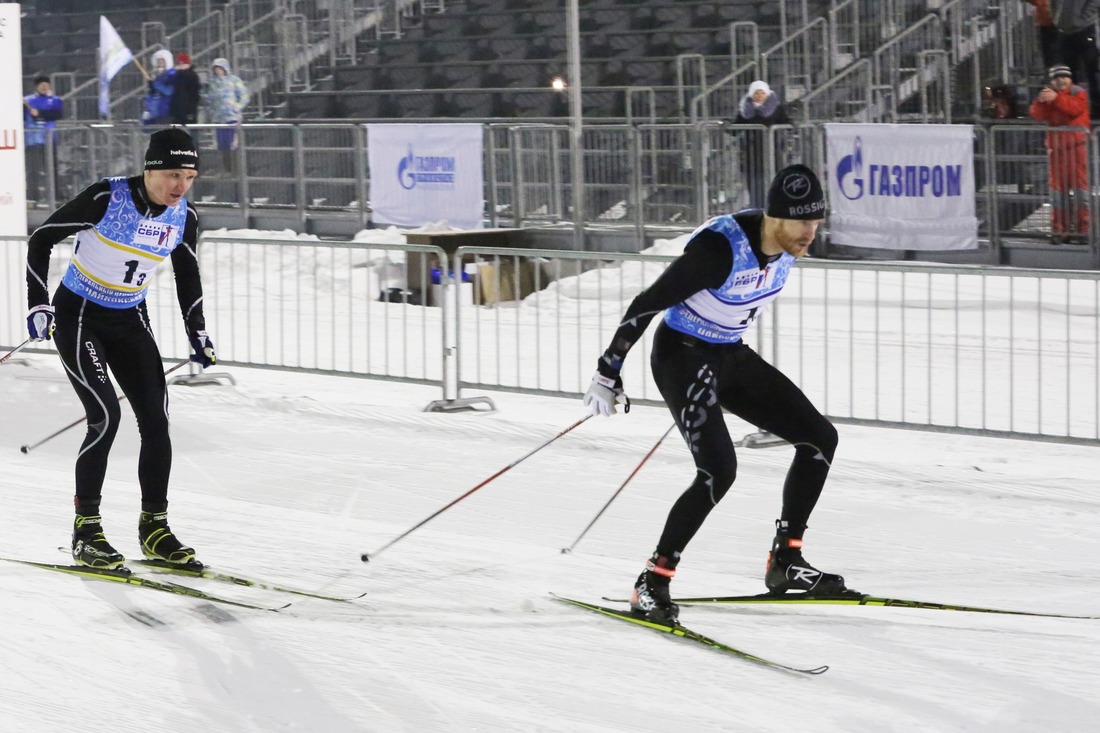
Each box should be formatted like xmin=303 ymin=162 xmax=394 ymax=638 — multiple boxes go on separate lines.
xmin=52 ymin=286 xmax=172 ymax=511
xmin=649 ymin=321 xmax=838 ymax=557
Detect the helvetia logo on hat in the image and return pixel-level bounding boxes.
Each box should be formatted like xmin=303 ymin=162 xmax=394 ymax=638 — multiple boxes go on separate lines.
xmin=169 ymin=149 xmax=198 ymax=157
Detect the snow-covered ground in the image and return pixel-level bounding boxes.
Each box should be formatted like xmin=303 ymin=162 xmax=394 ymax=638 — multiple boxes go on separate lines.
xmin=1 ymin=353 xmax=1098 ymax=733
xmin=4 ymin=218 xmax=1099 ymax=731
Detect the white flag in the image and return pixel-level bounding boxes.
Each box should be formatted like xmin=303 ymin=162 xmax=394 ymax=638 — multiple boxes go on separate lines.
xmin=98 ymin=16 xmax=133 ymax=117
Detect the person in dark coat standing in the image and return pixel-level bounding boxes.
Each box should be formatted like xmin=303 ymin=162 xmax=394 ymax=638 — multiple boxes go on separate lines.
xmin=733 ymin=80 xmax=791 ymax=209
xmin=169 ymin=52 xmax=202 ymax=125
xmin=1050 ymin=0 xmax=1100 ymax=117
xmin=1024 ymin=0 xmax=1061 ymax=70
xmin=23 ymin=74 xmax=64 ymax=200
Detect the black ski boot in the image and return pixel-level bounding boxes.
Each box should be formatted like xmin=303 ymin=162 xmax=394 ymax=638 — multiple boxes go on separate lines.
xmin=138 ymin=510 xmax=200 ymax=566
xmin=630 ymin=552 xmax=680 ymax=624
xmin=72 ymin=514 xmax=125 ymax=570
xmin=764 ymin=520 xmax=851 ymax=596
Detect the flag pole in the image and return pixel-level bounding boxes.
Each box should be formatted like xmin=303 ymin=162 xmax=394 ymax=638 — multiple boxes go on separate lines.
xmin=133 ymin=56 xmax=150 ymax=81
xmin=97 ymin=17 xmax=107 ymax=121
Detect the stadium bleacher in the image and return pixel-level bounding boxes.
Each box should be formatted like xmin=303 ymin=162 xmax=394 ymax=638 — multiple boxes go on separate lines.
xmin=19 ymin=0 xmax=821 ymax=122
xmin=21 ymin=1 xmax=191 ymax=100
xmin=283 ymin=0 xmax=809 ymax=121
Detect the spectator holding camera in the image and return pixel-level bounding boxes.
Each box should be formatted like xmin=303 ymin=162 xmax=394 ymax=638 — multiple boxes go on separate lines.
xmin=1029 ymin=64 xmax=1091 ymax=241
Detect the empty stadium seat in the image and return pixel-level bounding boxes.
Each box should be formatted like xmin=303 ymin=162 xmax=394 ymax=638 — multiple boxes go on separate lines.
xmin=278 ymin=0 xmax=792 ymax=120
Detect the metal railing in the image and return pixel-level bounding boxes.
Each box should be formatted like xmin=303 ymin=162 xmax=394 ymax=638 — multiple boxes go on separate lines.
xmin=20 ymin=120 xmax=1100 ymax=267
xmin=939 ymin=0 xmax=1033 ymax=120
xmin=761 ymin=17 xmax=831 ymax=103
xmin=6 ymin=237 xmax=1097 ymax=444
xmin=691 ymin=0 xmax=1029 ymax=128
xmin=873 ymin=13 xmax=944 ymax=114
xmin=446 ymin=247 xmax=1100 ymax=444
xmin=828 ymin=0 xmax=861 ymax=71
xmin=1 ymin=235 xmax=450 ymax=388
xmin=795 ymin=59 xmax=874 ymax=123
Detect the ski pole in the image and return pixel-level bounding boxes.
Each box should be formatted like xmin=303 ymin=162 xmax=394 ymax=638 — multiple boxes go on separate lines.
xmin=561 ymin=423 xmax=676 ymax=555
xmin=20 ymin=359 xmax=191 ymax=454
xmin=0 ymin=339 xmax=32 ymax=366
xmin=360 ymin=414 xmax=593 ymax=563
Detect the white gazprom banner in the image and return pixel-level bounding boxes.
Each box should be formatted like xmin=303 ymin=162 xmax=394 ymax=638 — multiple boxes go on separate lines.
xmin=0 ymin=4 xmax=27 ymax=235
xmin=825 ymin=124 xmax=977 ymax=250
xmin=367 ymin=123 xmax=484 ymax=230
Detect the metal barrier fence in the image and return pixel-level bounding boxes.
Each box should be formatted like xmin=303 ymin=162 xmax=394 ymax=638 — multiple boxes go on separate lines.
xmin=5 ymin=236 xmax=1097 ymax=444
xmin=1 ymin=235 xmax=450 ymax=390
xmin=448 ymin=247 xmax=1100 ymax=444
xmin=20 ymin=121 xmax=1100 ymax=264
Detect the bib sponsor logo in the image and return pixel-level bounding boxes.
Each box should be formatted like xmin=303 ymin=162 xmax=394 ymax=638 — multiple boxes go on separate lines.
xmin=133 ymin=220 xmax=175 ymax=250
xmin=733 ymin=270 xmax=760 ymax=288
xmin=733 ymin=268 xmax=771 ymax=290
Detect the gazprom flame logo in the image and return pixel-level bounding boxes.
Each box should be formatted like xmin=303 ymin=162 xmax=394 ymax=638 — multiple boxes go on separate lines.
xmin=836 ymin=136 xmax=864 ymax=200
xmin=398 ymin=146 xmax=417 ymax=189
xmin=397 ymin=145 xmax=456 ymax=190
xmin=834 ymin=136 xmax=962 ymax=200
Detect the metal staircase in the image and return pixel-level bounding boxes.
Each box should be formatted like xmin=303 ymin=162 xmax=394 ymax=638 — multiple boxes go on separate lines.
xmin=689 ymin=0 xmax=1033 ymax=126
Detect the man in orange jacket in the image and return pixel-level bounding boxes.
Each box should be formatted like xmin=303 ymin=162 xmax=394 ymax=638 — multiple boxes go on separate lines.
xmin=1029 ymin=64 xmax=1091 ymax=241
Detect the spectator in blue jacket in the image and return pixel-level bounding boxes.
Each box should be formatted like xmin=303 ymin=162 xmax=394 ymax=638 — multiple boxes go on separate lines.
xmin=24 ymin=74 xmax=64 ymax=200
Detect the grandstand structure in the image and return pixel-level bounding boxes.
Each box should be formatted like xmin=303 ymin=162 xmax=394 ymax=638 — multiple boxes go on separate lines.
xmin=19 ymin=0 xmax=386 ymax=120
xmin=19 ymin=1 xmax=1038 ymax=125
xmin=16 ymin=0 xmax=1099 ymax=269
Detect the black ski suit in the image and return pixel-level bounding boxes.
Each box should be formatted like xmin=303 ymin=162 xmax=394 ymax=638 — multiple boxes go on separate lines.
xmin=595 ymin=211 xmax=837 ymax=558
xmin=26 ymin=176 xmax=205 ymax=510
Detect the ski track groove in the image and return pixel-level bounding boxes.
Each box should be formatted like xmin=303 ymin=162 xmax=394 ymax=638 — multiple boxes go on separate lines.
xmin=2 ymin=357 xmax=1098 ymax=732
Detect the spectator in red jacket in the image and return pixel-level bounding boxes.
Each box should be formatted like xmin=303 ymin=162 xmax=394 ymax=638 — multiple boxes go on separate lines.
xmin=1029 ymin=64 xmax=1091 ymax=241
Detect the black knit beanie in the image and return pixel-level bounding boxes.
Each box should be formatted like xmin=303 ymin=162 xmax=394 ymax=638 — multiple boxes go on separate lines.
xmin=765 ymin=164 xmax=825 ymax=220
xmin=144 ymin=128 xmax=200 ymax=172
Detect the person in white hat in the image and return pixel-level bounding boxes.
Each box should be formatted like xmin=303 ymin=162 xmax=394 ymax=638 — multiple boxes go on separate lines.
xmin=733 ymin=80 xmax=791 ymax=208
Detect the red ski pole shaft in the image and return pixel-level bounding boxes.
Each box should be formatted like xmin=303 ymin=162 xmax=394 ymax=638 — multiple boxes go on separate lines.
xmin=360 ymin=414 xmax=593 ymax=563
xmin=561 ymin=423 xmax=675 ymax=555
